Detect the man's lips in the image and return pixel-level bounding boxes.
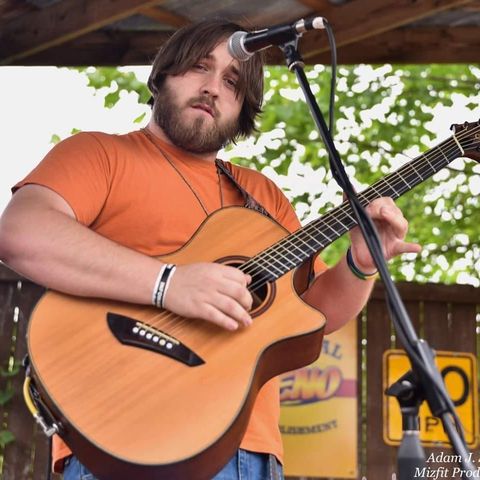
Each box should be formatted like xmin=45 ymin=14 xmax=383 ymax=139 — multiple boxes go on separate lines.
xmin=190 ymin=103 xmax=215 ymax=118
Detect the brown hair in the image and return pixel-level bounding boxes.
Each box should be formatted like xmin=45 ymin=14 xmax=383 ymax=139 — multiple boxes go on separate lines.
xmin=147 ymin=18 xmax=264 ymax=138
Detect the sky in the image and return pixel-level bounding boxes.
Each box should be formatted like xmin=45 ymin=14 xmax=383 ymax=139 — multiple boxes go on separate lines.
xmin=0 ymin=66 xmax=152 ymax=212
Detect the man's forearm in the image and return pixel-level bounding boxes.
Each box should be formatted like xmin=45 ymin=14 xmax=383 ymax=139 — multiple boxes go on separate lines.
xmin=0 ymin=203 xmax=162 ymax=305
xmin=302 ymin=255 xmax=375 ymax=334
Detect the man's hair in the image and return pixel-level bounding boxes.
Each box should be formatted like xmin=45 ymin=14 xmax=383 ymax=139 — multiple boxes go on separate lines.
xmin=147 ymin=18 xmax=264 ymax=138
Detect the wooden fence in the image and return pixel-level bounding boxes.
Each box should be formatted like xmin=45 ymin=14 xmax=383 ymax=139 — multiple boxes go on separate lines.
xmin=0 ymin=263 xmax=478 ymax=479
xmin=0 ymin=266 xmax=49 ymax=480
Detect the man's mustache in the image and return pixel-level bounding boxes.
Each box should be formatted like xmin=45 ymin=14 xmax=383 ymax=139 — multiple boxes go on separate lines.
xmin=187 ymin=96 xmax=220 ymax=118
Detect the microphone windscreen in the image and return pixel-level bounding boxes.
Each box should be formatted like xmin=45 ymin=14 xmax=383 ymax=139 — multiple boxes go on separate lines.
xmin=228 ymin=31 xmax=251 ymax=62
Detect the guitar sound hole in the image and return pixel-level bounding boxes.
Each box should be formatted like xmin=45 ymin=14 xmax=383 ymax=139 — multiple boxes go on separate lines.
xmin=249 ymin=272 xmax=269 ymax=311
xmin=217 ymin=257 xmax=276 ymax=317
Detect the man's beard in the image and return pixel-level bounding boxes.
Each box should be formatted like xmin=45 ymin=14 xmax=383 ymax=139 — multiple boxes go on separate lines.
xmin=153 ymin=83 xmax=241 ymax=154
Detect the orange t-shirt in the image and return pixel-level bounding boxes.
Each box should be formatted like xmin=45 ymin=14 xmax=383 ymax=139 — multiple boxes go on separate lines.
xmin=14 ymin=129 xmax=325 ymax=472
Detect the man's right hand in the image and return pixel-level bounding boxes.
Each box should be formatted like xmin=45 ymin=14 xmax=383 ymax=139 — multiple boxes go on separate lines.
xmin=163 ymin=263 xmax=253 ymax=331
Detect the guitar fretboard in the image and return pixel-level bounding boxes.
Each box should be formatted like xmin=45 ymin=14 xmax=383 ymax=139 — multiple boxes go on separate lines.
xmin=241 ymin=134 xmax=464 ymax=285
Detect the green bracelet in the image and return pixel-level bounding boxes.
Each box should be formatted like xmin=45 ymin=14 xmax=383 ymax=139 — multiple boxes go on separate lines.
xmin=346 ymin=247 xmax=378 ymax=281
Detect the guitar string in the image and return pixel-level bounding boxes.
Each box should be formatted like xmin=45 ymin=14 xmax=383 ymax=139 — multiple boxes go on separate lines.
xmin=144 ymin=127 xmax=480 ymax=336
xmin=144 ymin=126 xmax=479 ymax=336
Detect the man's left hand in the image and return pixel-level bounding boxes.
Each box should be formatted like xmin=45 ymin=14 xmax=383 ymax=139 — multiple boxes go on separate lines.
xmin=349 ymin=197 xmax=421 ymax=273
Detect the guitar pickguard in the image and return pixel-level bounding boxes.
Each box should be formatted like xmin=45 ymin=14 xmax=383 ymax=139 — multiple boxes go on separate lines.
xmin=107 ymin=312 xmax=205 ymax=367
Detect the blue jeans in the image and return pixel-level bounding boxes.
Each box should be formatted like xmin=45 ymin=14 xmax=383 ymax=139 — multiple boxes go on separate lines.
xmin=63 ymin=449 xmax=284 ymax=480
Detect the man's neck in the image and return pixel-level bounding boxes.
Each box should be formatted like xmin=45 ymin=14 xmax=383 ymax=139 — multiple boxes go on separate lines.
xmin=146 ymin=119 xmax=218 ymax=163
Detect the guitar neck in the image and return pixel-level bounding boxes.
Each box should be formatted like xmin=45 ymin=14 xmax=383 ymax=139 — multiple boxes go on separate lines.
xmin=243 ymin=134 xmax=463 ymax=283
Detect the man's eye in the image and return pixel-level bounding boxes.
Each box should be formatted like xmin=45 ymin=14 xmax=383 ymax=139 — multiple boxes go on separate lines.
xmin=225 ymin=78 xmax=237 ymax=88
xmin=194 ymin=64 xmax=207 ymax=71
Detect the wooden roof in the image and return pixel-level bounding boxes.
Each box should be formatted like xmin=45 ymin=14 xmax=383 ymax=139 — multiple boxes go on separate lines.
xmin=1 ymin=0 xmax=479 ymax=66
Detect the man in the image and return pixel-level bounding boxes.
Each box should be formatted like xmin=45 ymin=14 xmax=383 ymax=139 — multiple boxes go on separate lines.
xmin=0 ymin=18 xmax=420 ymax=480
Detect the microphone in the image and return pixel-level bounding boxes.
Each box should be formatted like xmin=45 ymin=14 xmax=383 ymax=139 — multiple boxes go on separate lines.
xmin=228 ymin=17 xmax=326 ymax=61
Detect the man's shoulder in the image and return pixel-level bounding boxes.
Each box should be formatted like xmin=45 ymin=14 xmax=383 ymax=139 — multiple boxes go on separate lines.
xmin=48 ymin=130 xmax=146 ymax=165
xmin=61 ymin=130 xmax=143 ymax=149
xmin=227 ymin=161 xmax=276 ymax=188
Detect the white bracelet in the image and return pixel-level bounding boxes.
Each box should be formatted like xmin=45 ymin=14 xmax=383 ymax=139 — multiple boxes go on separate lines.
xmin=162 ymin=265 xmax=177 ymax=308
xmin=151 ymin=264 xmax=166 ymax=306
xmin=153 ymin=264 xmax=176 ymax=308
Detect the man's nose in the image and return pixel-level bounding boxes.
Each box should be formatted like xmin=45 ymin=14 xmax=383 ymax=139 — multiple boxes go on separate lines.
xmin=200 ymin=73 xmax=221 ymax=97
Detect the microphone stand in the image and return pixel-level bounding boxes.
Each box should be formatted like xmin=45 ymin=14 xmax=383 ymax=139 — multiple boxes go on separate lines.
xmin=277 ymin=35 xmax=476 ymax=478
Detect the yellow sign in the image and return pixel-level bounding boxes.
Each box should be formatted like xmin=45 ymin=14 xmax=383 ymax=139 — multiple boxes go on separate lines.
xmin=280 ymin=318 xmax=357 ymax=478
xmin=383 ymin=349 xmax=479 ymax=448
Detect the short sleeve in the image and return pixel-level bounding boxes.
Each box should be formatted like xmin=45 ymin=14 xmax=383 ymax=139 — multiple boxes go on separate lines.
xmin=13 ymin=132 xmax=112 ymax=226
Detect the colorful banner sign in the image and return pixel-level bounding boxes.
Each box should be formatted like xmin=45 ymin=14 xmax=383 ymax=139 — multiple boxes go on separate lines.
xmin=279 ymin=318 xmax=358 ymax=478
xmin=383 ymin=349 xmax=479 ymax=448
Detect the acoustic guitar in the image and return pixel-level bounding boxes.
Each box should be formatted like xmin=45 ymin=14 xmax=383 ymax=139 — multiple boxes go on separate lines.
xmin=26 ymin=121 xmax=479 ymax=479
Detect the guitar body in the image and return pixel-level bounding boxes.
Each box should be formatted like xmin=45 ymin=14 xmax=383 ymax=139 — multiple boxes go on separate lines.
xmin=27 ymin=207 xmax=326 ymax=480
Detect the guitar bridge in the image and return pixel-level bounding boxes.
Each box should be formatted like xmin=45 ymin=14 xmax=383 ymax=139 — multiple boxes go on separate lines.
xmin=107 ymin=312 xmax=204 ymax=367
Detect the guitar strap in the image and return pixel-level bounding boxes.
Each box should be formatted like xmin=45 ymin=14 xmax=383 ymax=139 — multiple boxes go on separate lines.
xmin=215 ymin=159 xmax=272 ymax=219
xmin=215 ymin=159 xmax=316 ymax=290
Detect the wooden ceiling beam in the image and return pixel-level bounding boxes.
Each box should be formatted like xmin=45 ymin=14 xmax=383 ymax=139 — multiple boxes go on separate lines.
xmin=139 ymin=6 xmax=190 ymax=28
xmin=12 ymin=30 xmax=170 ymax=66
xmin=269 ymin=26 xmax=480 ymax=65
xmin=464 ymin=2 xmax=480 ymax=10
xmin=297 ymin=0 xmax=476 ymax=61
xmin=0 ymin=0 xmax=166 ymax=65
xmin=14 ymin=26 xmax=480 ymax=66
xmin=295 ymin=0 xmax=332 ymax=11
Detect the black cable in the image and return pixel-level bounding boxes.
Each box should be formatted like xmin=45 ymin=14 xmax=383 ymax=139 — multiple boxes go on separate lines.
xmin=324 ymin=19 xmax=336 ymax=136
xmin=47 ymin=435 xmax=52 ymax=480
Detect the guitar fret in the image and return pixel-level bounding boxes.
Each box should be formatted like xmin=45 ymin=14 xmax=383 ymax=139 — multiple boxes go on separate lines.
xmin=279 ymin=241 xmax=312 ymax=262
xmin=301 ymin=226 xmax=329 ymax=248
xmin=315 ymin=215 xmax=339 ymax=239
xmin=366 ymin=184 xmax=382 ymax=200
xmin=293 ymin=231 xmax=321 ymax=254
xmin=409 ymin=161 xmax=423 ymax=182
xmin=397 ymin=171 xmax=412 ymax=190
xmin=283 ymin=245 xmax=305 ymax=265
xmin=256 ymin=228 xmax=325 ymax=280
xmin=260 ymin=255 xmax=287 ymax=276
xmin=298 ymin=229 xmax=325 ymax=253
xmin=279 ymin=251 xmax=299 ymax=266
xmin=329 ymin=212 xmax=349 ymax=230
xmin=254 ymin=245 xmax=310 ymax=280
xmin=437 ymin=143 xmax=450 ymax=163
xmin=403 ymin=167 xmax=423 ymax=189
xmin=341 ymin=206 xmax=357 ymax=224
xmin=424 ymin=155 xmax=437 ymax=172
xmin=243 ymin=263 xmax=275 ymax=283
xmin=272 ymin=246 xmax=304 ymax=270
xmin=248 ymin=252 xmax=279 ymax=277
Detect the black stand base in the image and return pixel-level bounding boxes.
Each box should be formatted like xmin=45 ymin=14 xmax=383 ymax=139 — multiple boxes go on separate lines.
xmin=386 ymin=371 xmax=426 ymax=480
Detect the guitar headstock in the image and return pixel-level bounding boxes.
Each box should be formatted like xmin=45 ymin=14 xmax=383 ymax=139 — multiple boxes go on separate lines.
xmin=451 ymin=120 xmax=480 ymax=162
